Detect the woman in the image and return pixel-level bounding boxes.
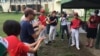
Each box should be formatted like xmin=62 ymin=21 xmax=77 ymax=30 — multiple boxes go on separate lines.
xmin=60 ymin=12 xmax=69 ymax=40
xmin=86 ymin=10 xmax=100 ymax=48
xmin=49 ymin=11 xmax=58 ymax=43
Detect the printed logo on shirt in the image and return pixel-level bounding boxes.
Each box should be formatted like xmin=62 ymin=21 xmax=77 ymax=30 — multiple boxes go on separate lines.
xmin=0 ymin=37 xmax=8 ymax=48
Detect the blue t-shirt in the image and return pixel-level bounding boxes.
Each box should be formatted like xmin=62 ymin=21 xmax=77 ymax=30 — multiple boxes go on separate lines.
xmin=20 ymin=21 xmax=35 ymax=43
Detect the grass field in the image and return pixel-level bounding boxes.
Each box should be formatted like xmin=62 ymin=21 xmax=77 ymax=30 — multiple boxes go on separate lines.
xmin=0 ymin=13 xmax=23 ymax=37
xmin=0 ymin=13 xmax=94 ymax=56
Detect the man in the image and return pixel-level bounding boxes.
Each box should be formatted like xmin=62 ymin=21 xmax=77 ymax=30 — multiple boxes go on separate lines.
xmin=20 ymin=8 xmax=44 ymax=56
xmin=38 ymin=9 xmax=49 ymax=45
xmin=0 ymin=37 xmax=7 ymax=56
xmin=70 ymin=13 xmax=82 ymax=50
xmin=49 ymin=11 xmax=58 ymax=43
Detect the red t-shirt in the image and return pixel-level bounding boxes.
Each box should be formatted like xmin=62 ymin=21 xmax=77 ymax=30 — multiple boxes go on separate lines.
xmin=38 ymin=15 xmax=46 ymax=26
xmin=71 ymin=18 xmax=81 ymax=29
xmin=5 ymin=35 xmax=29 ymax=56
xmin=88 ymin=15 xmax=100 ymax=28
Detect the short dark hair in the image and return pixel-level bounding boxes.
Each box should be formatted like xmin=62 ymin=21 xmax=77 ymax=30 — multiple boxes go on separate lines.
xmin=94 ymin=10 xmax=99 ymax=14
xmin=24 ymin=8 xmax=34 ymax=17
xmin=61 ymin=12 xmax=67 ymax=17
xmin=52 ymin=11 xmax=57 ymax=14
xmin=3 ymin=20 xmax=21 ymax=36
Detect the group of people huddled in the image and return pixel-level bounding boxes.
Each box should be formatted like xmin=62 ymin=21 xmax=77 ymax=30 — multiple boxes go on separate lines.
xmin=0 ymin=8 xmax=100 ymax=56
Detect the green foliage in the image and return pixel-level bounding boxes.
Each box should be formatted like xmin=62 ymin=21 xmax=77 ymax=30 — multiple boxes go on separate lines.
xmin=0 ymin=13 xmax=23 ymax=37
xmin=45 ymin=7 xmax=49 ymax=15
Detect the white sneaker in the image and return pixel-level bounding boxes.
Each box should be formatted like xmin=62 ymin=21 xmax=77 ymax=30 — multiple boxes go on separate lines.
xmin=71 ymin=44 xmax=75 ymax=46
xmin=76 ymin=47 xmax=80 ymax=50
xmin=61 ymin=39 xmax=64 ymax=41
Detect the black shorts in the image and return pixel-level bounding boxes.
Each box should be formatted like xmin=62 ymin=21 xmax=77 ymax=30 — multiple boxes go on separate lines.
xmin=87 ymin=28 xmax=97 ymax=39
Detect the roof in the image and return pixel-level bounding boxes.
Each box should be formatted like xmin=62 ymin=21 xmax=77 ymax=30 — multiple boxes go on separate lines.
xmin=61 ymin=0 xmax=100 ymax=9
xmin=61 ymin=0 xmax=71 ymax=4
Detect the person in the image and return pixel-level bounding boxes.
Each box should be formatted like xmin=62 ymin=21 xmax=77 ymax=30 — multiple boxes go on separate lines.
xmin=86 ymin=10 xmax=100 ymax=48
xmin=38 ymin=9 xmax=49 ymax=45
xmin=2 ymin=20 xmax=44 ymax=56
xmin=0 ymin=37 xmax=7 ymax=56
xmin=46 ymin=14 xmax=50 ymax=34
xmin=49 ymin=11 xmax=58 ymax=43
xmin=20 ymin=8 xmax=44 ymax=56
xmin=70 ymin=13 xmax=82 ymax=50
xmin=59 ymin=12 xmax=69 ymax=40
xmin=20 ymin=8 xmax=38 ymax=28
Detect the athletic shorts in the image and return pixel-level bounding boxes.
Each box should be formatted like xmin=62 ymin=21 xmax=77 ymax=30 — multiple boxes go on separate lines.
xmin=87 ymin=28 xmax=97 ymax=39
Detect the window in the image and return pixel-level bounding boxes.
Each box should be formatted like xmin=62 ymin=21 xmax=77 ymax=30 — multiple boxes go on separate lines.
xmin=0 ymin=0 xmax=1 ymax=3
xmin=48 ymin=0 xmax=52 ymax=2
xmin=1 ymin=0 xmax=6 ymax=3
xmin=10 ymin=0 xmax=14 ymax=3
xmin=44 ymin=0 xmax=47 ymax=2
xmin=22 ymin=0 xmax=27 ymax=2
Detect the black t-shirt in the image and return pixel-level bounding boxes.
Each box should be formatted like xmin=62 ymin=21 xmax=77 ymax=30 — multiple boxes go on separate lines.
xmin=49 ymin=16 xmax=58 ymax=26
xmin=20 ymin=21 xmax=35 ymax=44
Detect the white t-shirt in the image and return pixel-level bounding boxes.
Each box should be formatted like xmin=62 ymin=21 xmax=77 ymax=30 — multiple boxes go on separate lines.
xmin=60 ymin=17 xmax=68 ymax=26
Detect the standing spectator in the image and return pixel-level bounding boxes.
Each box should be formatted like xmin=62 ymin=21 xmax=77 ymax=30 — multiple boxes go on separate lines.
xmin=0 ymin=37 xmax=7 ymax=56
xmin=3 ymin=20 xmax=44 ymax=56
xmin=46 ymin=14 xmax=50 ymax=35
xmin=49 ymin=11 xmax=58 ymax=43
xmin=20 ymin=8 xmax=44 ymax=56
xmin=38 ymin=9 xmax=49 ymax=45
xmin=70 ymin=13 xmax=82 ymax=50
xmin=20 ymin=8 xmax=38 ymax=28
xmin=59 ymin=12 xmax=69 ymax=40
xmin=86 ymin=10 xmax=100 ymax=48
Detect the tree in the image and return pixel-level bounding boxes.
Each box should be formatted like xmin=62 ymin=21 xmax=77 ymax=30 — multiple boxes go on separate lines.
xmin=45 ymin=7 xmax=49 ymax=15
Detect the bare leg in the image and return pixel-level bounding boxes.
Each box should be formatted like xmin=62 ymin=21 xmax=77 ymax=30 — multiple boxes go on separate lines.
xmin=89 ymin=38 xmax=95 ymax=48
xmin=86 ymin=38 xmax=90 ymax=47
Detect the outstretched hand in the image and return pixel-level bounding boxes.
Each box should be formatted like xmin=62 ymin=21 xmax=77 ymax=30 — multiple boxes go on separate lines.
xmin=38 ymin=24 xmax=45 ymax=30
xmin=38 ymin=37 xmax=45 ymax=42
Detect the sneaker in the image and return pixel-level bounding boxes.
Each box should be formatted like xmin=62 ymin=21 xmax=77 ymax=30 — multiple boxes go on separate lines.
xmin=76 ymin=47 xmax=80 ymax=50
xmin=52 ymin=40 xmax=55 ymax=43
xmin=71 ymin=44 xmax=75 ymax=46
xmin=89 ymin=46 xmax=93 ymax=48
xmin=48 ymin=41 xmax=52 ymax=44
xmin=45 ymin=43 xmax=49 ymax=45
xmin=85 ymin=44 xmax=89 ymax=47
xmin=61 ymin=39 xmax=64 ymax=41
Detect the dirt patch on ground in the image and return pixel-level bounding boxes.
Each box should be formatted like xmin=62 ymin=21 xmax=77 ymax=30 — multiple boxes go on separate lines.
xmin=38 ymin=34 xmax=95 ymax=56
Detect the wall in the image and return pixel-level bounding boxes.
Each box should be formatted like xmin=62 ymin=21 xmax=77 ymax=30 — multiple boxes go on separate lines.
xmin=1 ymin=2 xmax=10 ymax=12
xmin=41 ymin=0 xmax=61 ymax=12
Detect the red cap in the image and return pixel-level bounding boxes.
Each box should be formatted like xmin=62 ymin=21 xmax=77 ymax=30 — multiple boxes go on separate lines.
xmin=40 ymin=9 xmax=45 ymax=13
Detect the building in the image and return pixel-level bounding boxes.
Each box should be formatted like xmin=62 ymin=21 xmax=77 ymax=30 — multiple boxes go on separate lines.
xmin=41 ymin=0 xmax=61 ymax=12
xmin=0 ymin=0 xmax=84 ymax=16
xmin=0 ymin=0 xmax=61 ymax=12
xmin=0 ymin=0 xmax=41 ymax=12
